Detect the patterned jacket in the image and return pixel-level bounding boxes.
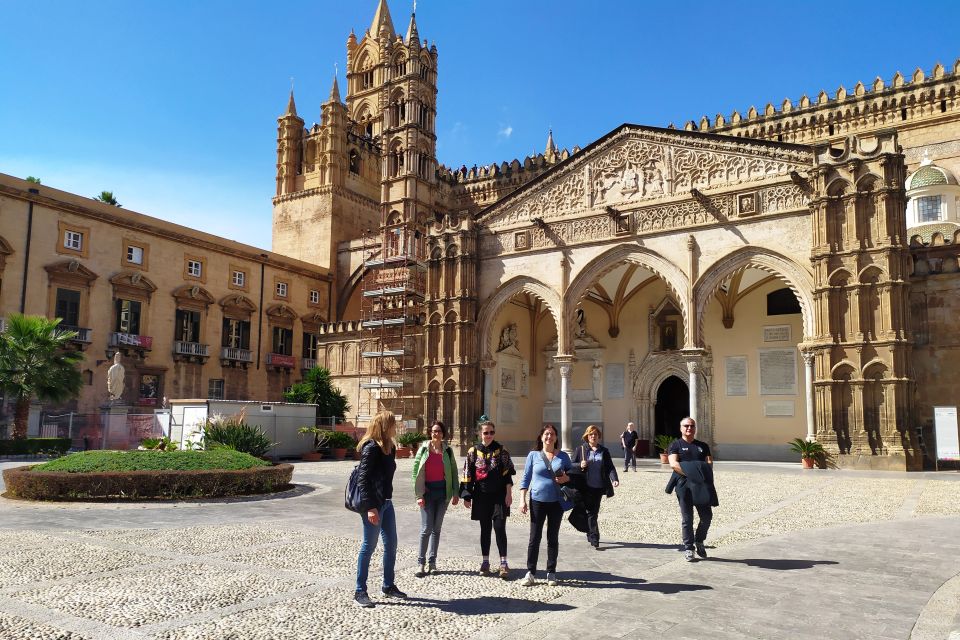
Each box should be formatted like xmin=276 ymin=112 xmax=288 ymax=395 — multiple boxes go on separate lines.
xmin=459 ymin=440 xmax=515 ymax=501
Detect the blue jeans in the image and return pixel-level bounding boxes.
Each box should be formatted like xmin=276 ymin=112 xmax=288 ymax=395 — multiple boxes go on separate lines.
xmin=356 ymin=499 xmax=397 ymax=593
xmin=418 ymin=495 xmax=448 ymax=564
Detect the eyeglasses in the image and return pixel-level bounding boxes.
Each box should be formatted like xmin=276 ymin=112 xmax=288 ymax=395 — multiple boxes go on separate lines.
xmin=681 ymin=424 xmax=695 ymax=429
xmin=481 ymin=431 xmax=495 ymax=436
xmin=430 ymin=429 xmax=443 ymax=434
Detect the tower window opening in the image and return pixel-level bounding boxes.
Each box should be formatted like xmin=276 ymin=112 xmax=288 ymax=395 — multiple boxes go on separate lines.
xmin=941 ymin=99 xmax=948 ymax=113
xmin=901 ymin=107 xmax=908 ymax=121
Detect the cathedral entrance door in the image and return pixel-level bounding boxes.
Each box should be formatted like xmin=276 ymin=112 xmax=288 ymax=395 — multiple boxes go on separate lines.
xmin=654 ymin=375 xmax=690 ymax=441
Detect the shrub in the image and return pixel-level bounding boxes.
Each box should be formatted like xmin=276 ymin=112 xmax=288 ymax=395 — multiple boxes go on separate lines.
xmin=324 ymin=430 xmax=357 ymax=449
xmin=0 ymin=438 xmax=71 ymax=456
xmin=788 ymin=437 xmax=825 ymax=458
xmin=140 ymin=437 xmax=178 ymax=452
xmin=33 ymin=449 xmax=269 ymax=473
xmin=2 ymin=462 xmax=294 ymax=500
xmin=654 ymin=434 xmax=675 ymax=453
xmin=398 ymin=431 xmax=429 ymax=448
xmin=204 ymin=415 xmax=276 ymax=458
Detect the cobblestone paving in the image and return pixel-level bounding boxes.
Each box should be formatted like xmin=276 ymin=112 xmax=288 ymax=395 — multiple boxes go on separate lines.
xmin=0 ymin=459 xmax=958 ymax=639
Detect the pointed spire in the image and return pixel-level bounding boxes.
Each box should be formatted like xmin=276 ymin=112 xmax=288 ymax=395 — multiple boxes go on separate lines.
xmin=328 ymin=74 xmax=341 ymax=103
xmin=370 ymin=0 xmax=395 ymax=37
xmin=285 ymin=89 xmax=297 ymax=117
xmin=406 ymin=11 xmax=419 ymax=43
xmin=546 ymin=128 xmax=557 ymax=152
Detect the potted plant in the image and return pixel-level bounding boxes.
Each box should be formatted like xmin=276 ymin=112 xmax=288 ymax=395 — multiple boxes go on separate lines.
xmin=654 ymin=434 xmax=675 ymax=464
xmin=325 ymin=430 xmax=357 ymax=461
xmin=297 ymin=427 xmax=329 ymax=462
xmin=788 ymin=437 xmax=824 ymax=469
xmin=396 ymin=431 xmax=428 ymax=459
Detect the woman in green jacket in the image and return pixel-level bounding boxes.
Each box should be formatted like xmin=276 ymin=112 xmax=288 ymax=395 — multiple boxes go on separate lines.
xmin=411 ymin=420 xmax=460 ymax=577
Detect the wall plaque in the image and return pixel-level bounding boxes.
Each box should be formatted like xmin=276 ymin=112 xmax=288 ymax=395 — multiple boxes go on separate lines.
xmin=763 ymin=400 xmax=795 ymax=417
xmin=758 ymin=348 xmax=797 ymax=395
xmin=725 ymin=356 xmax=748 ymax=396
xmin=763 ymin=325 xmax=791 ymax=342
xmin=606 ymin=363 xmax=625 ymax=398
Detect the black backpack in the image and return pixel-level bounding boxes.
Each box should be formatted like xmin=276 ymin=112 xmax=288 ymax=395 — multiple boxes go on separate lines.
xmin=345 ymin=463 xmax=363 ymax=513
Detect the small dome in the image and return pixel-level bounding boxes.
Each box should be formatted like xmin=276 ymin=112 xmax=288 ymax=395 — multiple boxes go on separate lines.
xmin=906 ymin=153 xmax=959 ymax=190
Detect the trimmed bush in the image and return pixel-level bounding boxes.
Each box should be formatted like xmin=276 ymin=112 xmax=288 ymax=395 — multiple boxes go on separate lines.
xmin=33 ymin=449 xmax=269 ymax=473
xmin=3 ymin=461 xmax=294 ymax=500
xmin=0 ymin=438 xmax=71 ymax=456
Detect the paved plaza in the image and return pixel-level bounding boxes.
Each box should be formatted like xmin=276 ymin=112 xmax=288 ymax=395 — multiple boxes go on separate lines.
xmin=0 ymin=458 xmax=959 ymax=640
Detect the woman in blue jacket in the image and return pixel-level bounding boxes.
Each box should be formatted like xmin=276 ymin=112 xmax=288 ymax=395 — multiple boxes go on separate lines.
xmin=519 ymin=424 xmax=571 ymax=586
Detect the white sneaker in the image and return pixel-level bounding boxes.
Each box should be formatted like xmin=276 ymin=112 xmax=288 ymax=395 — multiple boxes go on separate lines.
xmin=546 ymin=572 xmax=558 ymax=586
xmin=521 ymin=571 xmax=536 ymax=586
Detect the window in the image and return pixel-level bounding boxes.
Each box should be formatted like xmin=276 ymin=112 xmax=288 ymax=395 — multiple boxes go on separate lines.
xmin=208 ymin=379 xmax=225 ymax=400
xmin=276 ymin=282 xmax=287 ymax=298
xmin=222 ymin=318 xmax=251 ymax=349
xmin=64 ymin=230 xmax=83 ymax=251
xmin=55 ymin=288 xmax=81 ymax=327
xmin=303 ymin=332 xmax=319 ymax=359
xmin=232 ymin=270 xmax=245 ymax=287
xmin=126 ymin=245 xmax=144 ymax=265
xmin=767 ymin=288 xmax=802 ymax=316
xmin=917 ymin=195 xmax=943 ymax=223
xmin=115 ymin=299 xmax=142 ymax=334
xmin=309 ymin=289 xmax=320 ymax=304
xmin=186 ymin=260 xmax=202 ymax=278
xmin=272 ymin=326 xmax=293 ymax=355
xmin=175 ymin=309 xmax=201 ymax=343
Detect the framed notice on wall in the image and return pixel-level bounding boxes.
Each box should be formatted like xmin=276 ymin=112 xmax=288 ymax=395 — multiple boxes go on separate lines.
xmin=934 ymin=406 xmax=960 ymax=461
xmin=763 ymin=325 xmax=791 ymax=342
xmin=758 ymin=348 xmax=797 ymax=395
xmin=725 ymin=356 xmax=748 ymax=396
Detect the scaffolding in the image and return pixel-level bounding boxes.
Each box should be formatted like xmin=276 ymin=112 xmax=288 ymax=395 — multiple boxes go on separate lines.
xmin=357 ymin=221 xmax=426 ymax=428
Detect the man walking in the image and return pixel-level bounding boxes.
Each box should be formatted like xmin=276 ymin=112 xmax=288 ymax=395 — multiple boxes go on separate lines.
xmin=666 ymin=417 xmax=717 ymax=562
xmin=620 ymin=422 xmax=639 ymax=472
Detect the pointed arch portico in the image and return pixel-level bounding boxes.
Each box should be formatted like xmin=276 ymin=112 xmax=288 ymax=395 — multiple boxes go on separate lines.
xmin=476 ymin=275 xmax=562 ymax=362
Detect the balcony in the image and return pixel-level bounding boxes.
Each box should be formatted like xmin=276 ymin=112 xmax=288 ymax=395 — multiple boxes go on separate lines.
xmin=173 ymin=341 xmax=210 ymax=363
xmin=267 ymin=353 xmax=296 ymax=370
xmin=60 ymin=325 xmax=93 ymax=347
xmin=301 ymin=357 xmax=318 ymax=372
xmin=220 ymin=346 xmax=253 ymax=367
xmin=108 ymin=332 xmax=153 ymax=357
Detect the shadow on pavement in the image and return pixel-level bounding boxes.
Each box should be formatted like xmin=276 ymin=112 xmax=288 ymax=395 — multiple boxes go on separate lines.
xmin=386 ymin=596 xmax=575 ymax=615
xmin=706 ymin=558 xmax=839 ymax=570
xmin=594 ymin=540 xmax=682 ymax=551
xmin=561 ymin=571 xmax=713 ymax=593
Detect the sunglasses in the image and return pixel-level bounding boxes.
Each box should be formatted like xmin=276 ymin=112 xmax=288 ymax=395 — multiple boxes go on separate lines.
xmin=481 ymin=431 xmax=495 ymax=435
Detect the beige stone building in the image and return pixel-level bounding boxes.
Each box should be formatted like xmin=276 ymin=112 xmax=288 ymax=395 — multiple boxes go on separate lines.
xmin=5 ymin=1 xmax=960 ymax=470
xmin=0 ymin=175 xmax=332 ymax=418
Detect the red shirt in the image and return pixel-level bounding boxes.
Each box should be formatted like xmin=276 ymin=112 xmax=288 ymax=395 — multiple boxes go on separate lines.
xmin=425 ymin=449 xmax=445 ymax=482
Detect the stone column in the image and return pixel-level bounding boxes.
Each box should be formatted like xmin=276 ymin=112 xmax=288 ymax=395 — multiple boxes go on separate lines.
xmin=686 ymin=359 xmax=700 ymax=424
xmin=556 ymin=356 xmax=575 ymax=453
xmin=802 ymin=350 xmax=816 ymax=442
xmin=480 ymin=354 xmax=496 ymax=418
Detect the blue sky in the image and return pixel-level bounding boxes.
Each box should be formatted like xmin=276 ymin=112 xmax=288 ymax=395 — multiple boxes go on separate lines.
xmin=2 ymin=1 xmax=958 ymax=250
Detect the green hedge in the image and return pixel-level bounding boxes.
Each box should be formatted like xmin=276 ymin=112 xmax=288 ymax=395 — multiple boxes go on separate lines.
xmin=2 ymin=463 xmax=294 ymax=500
xmin=0 ymin=438 xmax=71 ymax=456
xmin=33 ymin=449 xmax=270 ymax=473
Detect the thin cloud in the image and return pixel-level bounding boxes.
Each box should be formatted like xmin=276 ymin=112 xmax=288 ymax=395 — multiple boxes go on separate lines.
xmin=497 ymin=124 xmax=513 ymax=139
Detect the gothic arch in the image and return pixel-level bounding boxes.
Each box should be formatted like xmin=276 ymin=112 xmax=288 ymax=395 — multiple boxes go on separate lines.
xmin=694 ymin=246 xmax=815 ymax=343
xmin=634 ymin=355 xmax=689 ymax=402
xmin=565 ymin=245 xmax=690 ymax=350
xmin=477 ymin=276 xmax=561 ymax=361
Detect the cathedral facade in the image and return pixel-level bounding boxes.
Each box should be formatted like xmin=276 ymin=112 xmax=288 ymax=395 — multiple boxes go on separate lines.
xmin=274 ymin=1 xmax=960 ymax=470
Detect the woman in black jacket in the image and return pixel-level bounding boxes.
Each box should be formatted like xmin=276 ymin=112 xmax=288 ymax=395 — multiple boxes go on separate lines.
xmin=353 ymin=410 xmax=406 ymax=608
xmin=571 ymin=425 xmax=619 ymax=549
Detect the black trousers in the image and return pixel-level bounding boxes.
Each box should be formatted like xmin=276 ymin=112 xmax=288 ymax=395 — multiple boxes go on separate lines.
xmin=479 ymin=514 xmax=508 ymax=557
xmin=677 ymin=490 xmax=712 ymax=549
xmin=623 ymin=446 xmax=636 ymax=470
xmin=527 ymin=499 xmax=563 ymax=574
xmin=582 ymin=487 xmax=604 ymax=546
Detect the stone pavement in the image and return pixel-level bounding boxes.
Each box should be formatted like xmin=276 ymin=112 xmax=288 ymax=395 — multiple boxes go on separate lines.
xmin=0 ymin=458 xmax=959 ymax=639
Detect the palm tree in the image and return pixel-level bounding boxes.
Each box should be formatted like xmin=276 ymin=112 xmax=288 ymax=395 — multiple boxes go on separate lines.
xmin=283 ymin=366 xmax=350 ymax=422
xmin=0 ymin=314 xmax=83 ymax=439
xmin=93 ymin=191 xmax=121 ymax=207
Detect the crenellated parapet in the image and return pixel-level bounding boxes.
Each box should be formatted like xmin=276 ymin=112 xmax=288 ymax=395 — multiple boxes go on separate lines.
xmin=678 ymin=60 xmax=960 ymax=148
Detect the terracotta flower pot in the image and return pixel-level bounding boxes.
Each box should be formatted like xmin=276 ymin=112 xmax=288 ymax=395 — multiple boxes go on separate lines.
xmin=801 ymin=456 xmax=815 ymax=469
xmin=332 ymin=448 xmax=347 ymax=461
xmin=659 ymin=453 xmax=669 ymax=464
xmin=302 ymin=451 xmax=323 ymax=462
xmin=395 ymin=446 xmax=411 ymax=459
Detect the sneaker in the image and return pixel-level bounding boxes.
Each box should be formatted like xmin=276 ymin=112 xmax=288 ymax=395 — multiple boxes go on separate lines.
xmin=428 ymin=561 xmax=437 ymax=574
xmin=381 ymin=585 xmax=407 ymax=599
xmin=415 ymin=563 xmax=427 ymax=578
xmin=684 ymin=549 xmax=696 ymax=562
xmin=546 ymin=572 xmax=558 ymax=586
xmin=478 ymin=561 xmax=491 ymax=576
xmin=521 ymin=571 xmax=536 ymax=586
xmin=354 ymin=591 xmax=374 ymax=608
xmin=498 ymin=563 xmax=510 ymax=579
xmin=695 ymin=542 xmax=707 ymax=558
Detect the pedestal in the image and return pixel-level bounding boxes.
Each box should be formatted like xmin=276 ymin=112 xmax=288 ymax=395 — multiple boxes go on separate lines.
xmin=100 ymin=403 xmax=131 ymax=450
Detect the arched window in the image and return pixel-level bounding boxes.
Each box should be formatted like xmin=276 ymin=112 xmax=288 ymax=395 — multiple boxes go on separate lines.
xmin=349 ymin=149 xmax=361 ymax=175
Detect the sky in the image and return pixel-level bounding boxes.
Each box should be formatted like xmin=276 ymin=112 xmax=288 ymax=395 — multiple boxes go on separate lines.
xmin=2 ymin=1 xmax=958 ymax=250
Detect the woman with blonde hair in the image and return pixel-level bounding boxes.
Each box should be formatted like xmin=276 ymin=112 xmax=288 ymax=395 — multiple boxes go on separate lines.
xmin=353 ymin=411 xmax=406 ymax=608
xmin=571 ymin=425 xmax=619 ymax=549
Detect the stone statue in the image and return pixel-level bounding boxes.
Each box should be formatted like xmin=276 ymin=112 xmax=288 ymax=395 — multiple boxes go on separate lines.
xmin=545 ymin=361 xmax=557 ymax=403
xmin=107 ymin=353 xmax=125 ymax=402
xmin=498 ymin=323 xmax=518 ymax=351
xmin=592 ymin=361 xmax=603 ymax=401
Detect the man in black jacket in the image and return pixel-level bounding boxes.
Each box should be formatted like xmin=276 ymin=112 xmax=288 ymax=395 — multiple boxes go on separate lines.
xmin=666 ymin=417 xmax=716 ymax=562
